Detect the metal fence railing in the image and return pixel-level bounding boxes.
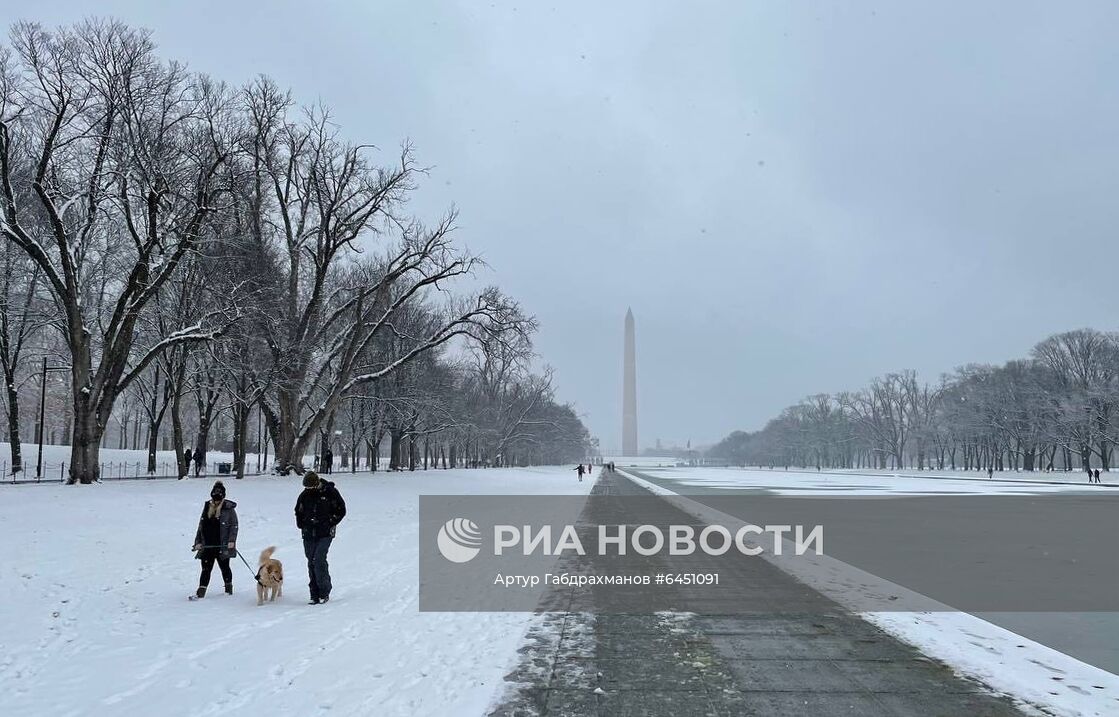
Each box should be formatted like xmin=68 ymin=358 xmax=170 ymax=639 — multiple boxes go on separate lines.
xmin=1 ymin=455 xmax=506 ymax=484
xmin=2 ymin=461 xmax=272 ymax=485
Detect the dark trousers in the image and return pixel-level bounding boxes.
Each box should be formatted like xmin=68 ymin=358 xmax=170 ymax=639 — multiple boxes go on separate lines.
xmin=199 ymin=555 xmax=232 ymax=587
xmin=303 ymin=535 xmax=334 ymax=599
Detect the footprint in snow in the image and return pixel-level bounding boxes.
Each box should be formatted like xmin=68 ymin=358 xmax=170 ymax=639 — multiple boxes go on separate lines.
xmin=1028 ymin=658 xmax=1066 ymax=674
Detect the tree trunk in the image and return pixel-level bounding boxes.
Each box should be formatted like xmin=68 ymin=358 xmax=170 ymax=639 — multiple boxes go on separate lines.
xmin=168 ymin=355 xmax=189 ymax=478
xmin=68 ymin=400 xmax=103 ymax=484
xmin=194 ymin=402 xmax=216 ymax=477
xmin=232 ymin=402 xmax=250 ymax=479
xmin=195 ymin=426 xmax=210 ymax=475
xmin=118 ymin=412 xmax=128 ymax=449
xmin=146 ymin=366 xmax=169 ymax=474
xmin=274 ymin=404 xmax=298 ymax=472
xmin=389 ymin=428 xmax=402 ymax=471
xmin=4 ymin=366 xmax=22 ymax=473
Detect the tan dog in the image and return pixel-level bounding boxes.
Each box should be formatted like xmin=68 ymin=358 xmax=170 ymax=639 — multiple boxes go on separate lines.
xmin=256 ymin=546 xmax=283 ymax=606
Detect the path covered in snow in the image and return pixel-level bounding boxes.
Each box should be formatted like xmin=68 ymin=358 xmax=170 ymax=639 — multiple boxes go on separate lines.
xmin=492 ymin=470 xmax=1027 ymax=717
xmin=0 ymin=467 xmax=591 ymax=717
xmin=626 ymin=466 xmax=1119 ymax=716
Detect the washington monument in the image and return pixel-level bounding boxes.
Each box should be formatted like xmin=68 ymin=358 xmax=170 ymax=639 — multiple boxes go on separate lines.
xmin=623 ymin=308 xmax=638 ymax=455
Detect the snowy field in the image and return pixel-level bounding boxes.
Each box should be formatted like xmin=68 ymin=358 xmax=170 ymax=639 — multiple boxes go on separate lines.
xmin=0 ymin=466 xmax=592 ymax=717
xmin=723 ymin=464 xmax=1119 ymax=487
xmin=602 ymin=455 xmax=680 ymax=468
xmin=8 ymin=461 xmax=1118 ymax=717
xmin=636 ymin=465 xmax=1119 ymax=495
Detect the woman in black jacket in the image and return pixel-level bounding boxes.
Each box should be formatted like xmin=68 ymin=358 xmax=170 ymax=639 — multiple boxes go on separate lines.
xmin=191 ymin=481 xmax=239 ymax=598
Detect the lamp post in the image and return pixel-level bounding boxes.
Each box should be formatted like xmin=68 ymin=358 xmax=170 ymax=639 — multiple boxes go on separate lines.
xmin=37 ymin=357 xmax=71 ymax=479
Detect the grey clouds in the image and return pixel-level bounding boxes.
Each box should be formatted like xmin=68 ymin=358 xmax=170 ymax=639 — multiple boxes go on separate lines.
xmin=13 ymin=0 xmax=1119 ymax=451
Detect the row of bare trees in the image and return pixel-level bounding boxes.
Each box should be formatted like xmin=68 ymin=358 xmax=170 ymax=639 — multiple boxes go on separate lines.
xmin=709 ymin=328 xmax=1119 ymax=474
xmin=0 ymin=20 xmax=591 ymax=483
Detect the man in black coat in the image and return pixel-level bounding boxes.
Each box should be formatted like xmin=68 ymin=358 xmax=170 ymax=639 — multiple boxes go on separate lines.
xmin=295 ymin=471 xmax=346 ymax=604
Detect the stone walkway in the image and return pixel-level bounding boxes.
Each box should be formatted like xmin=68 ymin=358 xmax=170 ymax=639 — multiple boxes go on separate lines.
xmin=489 ymin=470 xmax=1026 ymax=716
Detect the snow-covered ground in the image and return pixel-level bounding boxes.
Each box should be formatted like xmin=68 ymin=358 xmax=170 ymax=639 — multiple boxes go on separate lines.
xmin=623 ymin=466 xmax=1119 ymax=717
xmin=603 ymin=455 xmax=681 ymax=468
xmin=7 ymin=460 xmax=1116 ymax=717
xmin=721 ymin=464 xmax=1119 ymax=487
xmin=0 ymin=466 xmax=592 ymax=717
xmin=636 ymin=465 xmax=1119 ymax=495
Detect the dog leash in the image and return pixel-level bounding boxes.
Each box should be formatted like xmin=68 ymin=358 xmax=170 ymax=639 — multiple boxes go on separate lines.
xmin=237 ymin=550 xmax=264 ymax=585
xmin=195 ymin=544 xmax=262 ymax=584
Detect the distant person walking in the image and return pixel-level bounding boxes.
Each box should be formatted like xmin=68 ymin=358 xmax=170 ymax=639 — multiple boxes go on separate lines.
xmin=181 ymin=448 xmax=193 ymax=479
xmin=1094 ymin=468 xmax=1101 ymax=484
xmin=987 ymin=467 xmax=993 ymax=480
xmin=193 ymin=449 xmax=205 ymax=477
xmin=191 ymin=481 xmax=238 ymax=599
xmin=575 ymin=464 xmax=585 ymax=482
xmin=295 ymin=471 xmax=347 ymax=605
xmin=323 ymin=448 xmax=334 ymax=475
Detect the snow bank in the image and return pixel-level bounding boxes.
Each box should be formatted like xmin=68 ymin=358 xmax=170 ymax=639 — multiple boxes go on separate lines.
xmin=0 ymin=466 xmax=593 ymax=717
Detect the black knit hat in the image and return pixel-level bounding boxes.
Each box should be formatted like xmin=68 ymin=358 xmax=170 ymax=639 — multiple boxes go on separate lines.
xmin=210 ymin=481 xmax=226 ymax=500
xmin=302 ymin=471 xmax=321 ymax=488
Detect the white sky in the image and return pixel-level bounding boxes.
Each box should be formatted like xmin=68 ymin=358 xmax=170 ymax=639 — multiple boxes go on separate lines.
xmin=10 ymin=1 xmax=1119 ymax=451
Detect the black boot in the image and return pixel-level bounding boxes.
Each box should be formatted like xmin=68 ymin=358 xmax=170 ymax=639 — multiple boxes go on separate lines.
xmin=224 ymin=582 xmax=233 ymax=595
xmin=195 ymin=586 xmax=207 ymax=599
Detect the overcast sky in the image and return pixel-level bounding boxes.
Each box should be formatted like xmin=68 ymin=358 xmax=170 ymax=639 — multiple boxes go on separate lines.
xmin=11 ymin=1 xmax=1119 ymax=452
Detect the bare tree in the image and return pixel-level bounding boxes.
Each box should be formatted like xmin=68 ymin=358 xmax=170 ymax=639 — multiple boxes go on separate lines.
xmin=241 ymin=80 xmax=533 ymax=471
xmin=0 ymin=22 xmax=231 ymax=482
xmin=0 ymin=240 xmax=43 ymax=471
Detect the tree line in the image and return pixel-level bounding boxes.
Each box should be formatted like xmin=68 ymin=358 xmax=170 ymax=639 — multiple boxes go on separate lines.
xmin=709 ymin=328 xmax=1119 ymax=474
xmin=0 ymin=20 xmax=591 ymax=483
